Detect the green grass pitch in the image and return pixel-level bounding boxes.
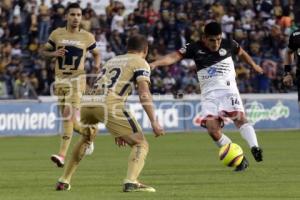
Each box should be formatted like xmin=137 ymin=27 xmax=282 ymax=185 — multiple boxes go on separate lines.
xmin=0 ymin=130 xmax=300 ymax=200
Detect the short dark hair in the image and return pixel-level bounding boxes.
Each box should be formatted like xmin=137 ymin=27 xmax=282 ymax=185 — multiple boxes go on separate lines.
xmin=127 ymin=34 xmax=148 ymax=52
xmin=204 ymin=22 xmax=222 ymax=36
xmin=65 ymin=3 xmax=82 ymax=14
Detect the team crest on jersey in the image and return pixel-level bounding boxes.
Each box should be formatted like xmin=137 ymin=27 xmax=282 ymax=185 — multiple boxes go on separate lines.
xmin=219 ymin=48 xmax=227 ymax=56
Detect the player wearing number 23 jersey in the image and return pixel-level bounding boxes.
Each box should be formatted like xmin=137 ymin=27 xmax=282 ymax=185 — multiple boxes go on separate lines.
xmin=82 ymin=53 xmax=151 ymax=137
xmin=56 ymin=35 xmax=164 ymax=192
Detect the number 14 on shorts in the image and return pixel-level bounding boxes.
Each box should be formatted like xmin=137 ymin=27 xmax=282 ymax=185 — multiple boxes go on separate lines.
xmin=230 ymin=97 xmax=240 ymax=106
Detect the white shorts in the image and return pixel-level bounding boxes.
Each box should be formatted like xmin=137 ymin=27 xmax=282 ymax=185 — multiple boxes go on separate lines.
xmin=199 ymin=90 xmax=245 ymax=126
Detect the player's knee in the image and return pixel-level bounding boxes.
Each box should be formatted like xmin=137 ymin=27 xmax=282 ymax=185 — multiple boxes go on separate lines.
xmin=140 ymin=140 xmax=149 ymax=153
xmin=62 ymin=107 xmax=73 ymax=120
xmin=81 ymin=125 xmax=97 ymax=142
xmin=234 ymin=117 xmax=248 ymax=129
xmin=206 ymin=123 xmax=220 ymax=134
xmin=206 ymin=125 xmax=222 ymax=141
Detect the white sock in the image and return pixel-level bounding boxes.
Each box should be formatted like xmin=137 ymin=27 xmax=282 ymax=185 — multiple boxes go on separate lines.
xmin=240 ymin=123 xmax=259 ymax=148
xmin=215 ymin=134 xmax=232 ymax=147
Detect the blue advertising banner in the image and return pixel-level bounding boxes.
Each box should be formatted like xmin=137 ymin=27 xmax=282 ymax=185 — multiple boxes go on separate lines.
xmin=0 ymin=101 xmax=60 ymax=136
xmin=0 ymin=94 xmax=299 ymax=136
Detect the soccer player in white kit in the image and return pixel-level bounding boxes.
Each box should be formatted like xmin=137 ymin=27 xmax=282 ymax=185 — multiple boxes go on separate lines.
xmin=150 ymin=22 xmax=263 ymax=171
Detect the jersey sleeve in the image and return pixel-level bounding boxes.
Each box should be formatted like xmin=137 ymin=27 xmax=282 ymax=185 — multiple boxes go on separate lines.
xmin=288 ymin=32 xmax=297 ymax=51
xmin=44 ymin=30 xmax=57 ymax=50
xmin=230 ymin=39 xmax=240 ymax=55
xmin=132 ymin=58 xmax=151 ymax=84
xmin=177 ymin=43 xmax=194 ymax=59
xmin=86 ymin=33 xmax=97 ymax=52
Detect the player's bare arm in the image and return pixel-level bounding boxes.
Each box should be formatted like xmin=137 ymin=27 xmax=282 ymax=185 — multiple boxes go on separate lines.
xmin=137 ymin=80 xmax=165 ymax=137
xmin=150 ymin=51 xmax=182 ymax=69
xmin=238 ymin=47 xmax=263 ymax=74
xmin=91 ymin=50 xmax=101 ymax=72
xmin=283 ymin=48 xmax=294 ymax=87
xmin=41 ymin=46 xmax=68 ymax=58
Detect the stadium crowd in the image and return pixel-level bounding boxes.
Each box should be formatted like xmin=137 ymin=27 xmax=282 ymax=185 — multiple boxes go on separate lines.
xmin=0 ymin=0 xmax=298 ymax=99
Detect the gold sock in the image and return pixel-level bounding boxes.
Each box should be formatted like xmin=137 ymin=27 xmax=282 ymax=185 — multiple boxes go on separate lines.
xmin=60 ymin=131 xmax=93 ymax=183
xmin=58 ymin=120 xmax=74 ymax=157
xmin=125 ymin=142 xmax=149 ymax=183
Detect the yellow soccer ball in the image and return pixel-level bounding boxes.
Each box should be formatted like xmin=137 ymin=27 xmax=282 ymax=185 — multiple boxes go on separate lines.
xmin=219 ymin=143 xmax=244 ymax=167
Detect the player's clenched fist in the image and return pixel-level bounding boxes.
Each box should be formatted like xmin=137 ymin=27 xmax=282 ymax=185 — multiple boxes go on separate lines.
xmin=53 ymin=47 xmax=68 ymax=57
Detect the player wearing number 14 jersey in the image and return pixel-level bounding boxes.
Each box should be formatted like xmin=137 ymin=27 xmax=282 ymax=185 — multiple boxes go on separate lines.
xmin=150 ymin=22 xmax=264 ymax=171
xmin=41 ymin=3 xmax=100 ymax=168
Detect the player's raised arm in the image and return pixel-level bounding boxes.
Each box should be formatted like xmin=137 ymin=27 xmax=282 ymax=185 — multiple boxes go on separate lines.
xmin=137 ymin=80 xmax=164 ymax=137
xmin=238 ymin=47 xmax=263 ymax=74
xmin=150 ymin=51 xmax=182 ymax=69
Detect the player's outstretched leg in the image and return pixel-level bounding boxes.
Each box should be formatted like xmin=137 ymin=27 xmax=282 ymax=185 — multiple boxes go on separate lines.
xmin=206 ymin=119 xmax=232 ymax=147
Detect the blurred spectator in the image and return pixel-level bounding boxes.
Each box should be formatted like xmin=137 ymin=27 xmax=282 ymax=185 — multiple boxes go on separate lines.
xmin=81 ymin=11 xmax=92 ymax=31
xmin=102 ymin=45 xmax=116 ymax=62
xmin=111 ymin=8 xmax=125 ymax=34
xmin=9 ymin=16 xmax=22 ymax=44
xmin=221 ymin=10 xmax=235 ymax=40
xmin=50 ymin=0 xmax=65 ymax=30
xmin=144 ymin=4 xmax=159 ymax=25
xmin=28 ymin=37 xmax=39 ymax=55
xmin=110 ymin=30 xmax=126 ymax=55
xmin=38 ymin=0 xmax=50 ymax=44
xmin=211 ymin=2 xmax=225 ymax=22
xmin=90 ymin=11 xmax=100 ymax=30
xmin=261 ymin=59 xmax=277 ymax=92
xmin=273 ymin=0 xmax=283 ymax=17
xmin=11 ymin=43 xmax=22 ymax=57
xmin=83 ymin=2 xmax=95 ymax=15
xmin=278 ymin=7 xmax=292 ymax=30
xmin=13 ymin=71 xmax=39 ymax=100
xmin=0 ymin=69 xmax=10 ymax=98
xmin=28 ymin=4 xmax=38 ymax=41
xmin=151 ymin=73 xmax=164 ymax=94
xmin=162 ymin=72 xmax=176 ymax=94
xmin=181 ymin=70 xmax=197 ymax=90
